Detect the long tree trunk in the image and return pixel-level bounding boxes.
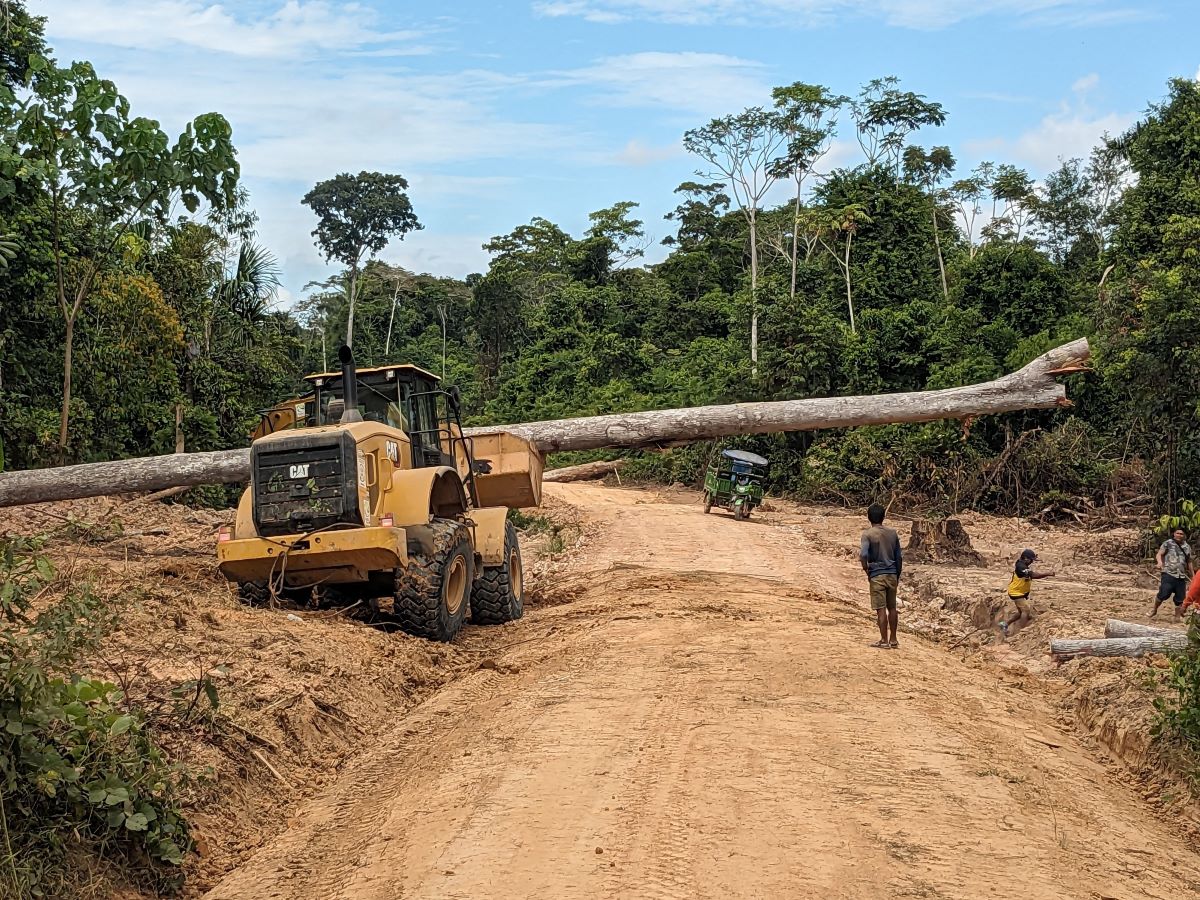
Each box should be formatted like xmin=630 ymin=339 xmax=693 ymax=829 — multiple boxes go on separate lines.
xmin=748 ymin=209 xmax=759 ymax=376
xmin=57 ymin=311 xmax=75 ymax=457
xmin=345 ymin=266 xmax=358 ymax=348
xmin=0 ymin=338 xmax=1089 ymax=507
xmin=789 ymin=180 xmax=801 ymax=302
xmin=931 ymin=206 xmax=948 ymax=302
xmin=844 ymin=233 xmax=856 ymax=334
xmin=385 ymin=281 xmax=401 ymax=356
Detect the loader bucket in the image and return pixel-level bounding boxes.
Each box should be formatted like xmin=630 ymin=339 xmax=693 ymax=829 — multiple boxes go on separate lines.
xmin=470 ymin=430 xmax=543 ymax=509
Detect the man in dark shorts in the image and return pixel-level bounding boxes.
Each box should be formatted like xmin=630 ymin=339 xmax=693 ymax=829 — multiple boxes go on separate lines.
xmin=1152 ymin=528 xmax=1193 ymax=620
xmin=860 ymin=503 xmax=902 ymax=649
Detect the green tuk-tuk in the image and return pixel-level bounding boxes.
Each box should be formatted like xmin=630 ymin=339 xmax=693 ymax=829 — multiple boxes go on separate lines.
xmin=702 ymin=449 xmax=769 ymax=520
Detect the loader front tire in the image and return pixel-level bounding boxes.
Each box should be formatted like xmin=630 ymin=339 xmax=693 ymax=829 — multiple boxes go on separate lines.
xmin=470 ymin=521 xmax=524 ymax=625
xmin=394 ymin=519 xmax=473 ymax=642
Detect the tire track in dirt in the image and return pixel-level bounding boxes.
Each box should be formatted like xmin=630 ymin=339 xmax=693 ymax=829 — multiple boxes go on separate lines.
xmin=206 ymin=483 xmax=1200 ymax=900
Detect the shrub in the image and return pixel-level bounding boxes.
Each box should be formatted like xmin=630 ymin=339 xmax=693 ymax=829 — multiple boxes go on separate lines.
xmin=1153 ymin=618 xmax=1200 ymax=759
xmin=0 ymin=537 xmax=191 ymax=897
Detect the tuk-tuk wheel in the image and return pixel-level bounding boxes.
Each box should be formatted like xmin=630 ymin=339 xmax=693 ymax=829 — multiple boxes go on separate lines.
xmin=702 ymin=492 xmax=712 ymax=514
xmin=734 ymin=503 xmax=748 ymax=521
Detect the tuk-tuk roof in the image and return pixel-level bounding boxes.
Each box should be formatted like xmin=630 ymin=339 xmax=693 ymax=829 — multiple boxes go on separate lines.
xmin=721 ymin=449 xmax=769 ymax=467
xmin=303 ymin=363 xmax=440 ymax=385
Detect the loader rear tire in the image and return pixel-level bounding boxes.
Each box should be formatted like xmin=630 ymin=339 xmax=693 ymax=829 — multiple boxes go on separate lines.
xmin=470 ymin=521 xmax=524 ymax=625
xmin=237 ymin=580 xmax=270 ymax=606
xmin=394 ymin=519 xmax=473 ymax=642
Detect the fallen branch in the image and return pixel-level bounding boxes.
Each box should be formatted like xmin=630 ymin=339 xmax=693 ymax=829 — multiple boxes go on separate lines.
xmin=131 ymin=485 xmax=193 ymax=505
xmin=1050 ymin=633 xmax=1189 ymax=659
xmin=250 ymin=748 xmax=290 ymax=787
xmin=226 ymin=718 xmax=280 ymax=752
xmin=0 ymin=338 xmax=1089 ymax=508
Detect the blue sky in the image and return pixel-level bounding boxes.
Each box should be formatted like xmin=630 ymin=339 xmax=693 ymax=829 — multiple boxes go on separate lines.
xmin=38 ymin=0 xmax=1200 ymax=302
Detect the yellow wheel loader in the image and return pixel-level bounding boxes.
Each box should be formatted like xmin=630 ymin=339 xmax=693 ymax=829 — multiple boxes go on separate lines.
xmin=216 ymin=346 xmax=543 ymax=641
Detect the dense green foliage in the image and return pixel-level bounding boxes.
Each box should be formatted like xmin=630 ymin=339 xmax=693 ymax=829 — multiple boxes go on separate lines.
xmin=0 ymin=0 xmax=1197 ymax=523
xmin=1153 ymin=618 xmax=1200 ymax=759
xmin=0 ymin=536 xmax=192 ymax=896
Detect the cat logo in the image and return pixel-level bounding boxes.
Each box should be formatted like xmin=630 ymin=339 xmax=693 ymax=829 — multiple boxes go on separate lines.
xmin=385 ymin=440 xmax=400 ymax=463
xmin=289 ymin=464 xmax=310 ymax=479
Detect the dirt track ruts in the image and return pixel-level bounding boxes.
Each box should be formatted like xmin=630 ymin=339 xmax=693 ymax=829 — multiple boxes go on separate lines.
xmin=206 ymin=483 xmax=1200 ymax=899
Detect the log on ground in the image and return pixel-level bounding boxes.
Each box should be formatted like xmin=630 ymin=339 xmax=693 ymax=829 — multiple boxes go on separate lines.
xmin=0 ymin=338 xmax=1089 ymax=508
xmin=1104 ymin=619 xmax=1187 ymax=639
xmin=542 ymin=460 xmax=627 ymax=483
xmin=1050 ymin=633 xmax=1189 ymax=659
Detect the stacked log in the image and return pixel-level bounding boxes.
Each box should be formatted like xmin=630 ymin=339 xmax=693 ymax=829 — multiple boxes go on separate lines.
xmin=1050 ymin=619 xmax=1191 ymax=659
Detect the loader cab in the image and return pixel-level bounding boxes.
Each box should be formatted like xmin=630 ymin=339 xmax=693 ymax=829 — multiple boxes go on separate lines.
xmin=303 ymin=364 xmax=459 ymax=470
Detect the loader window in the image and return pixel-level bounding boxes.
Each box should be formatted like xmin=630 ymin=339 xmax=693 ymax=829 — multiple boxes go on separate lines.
xmin=406 ymin=386 xmax=441 ymax=467
xmin=315 ymin=376 xmax=400 ymax=425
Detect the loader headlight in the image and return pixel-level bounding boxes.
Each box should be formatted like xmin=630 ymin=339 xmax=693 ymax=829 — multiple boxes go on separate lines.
xmin=217 ymin=525 xmax=232 ymax=543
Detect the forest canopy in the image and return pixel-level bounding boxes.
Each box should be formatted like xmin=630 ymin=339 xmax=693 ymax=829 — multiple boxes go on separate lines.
xmin=1 ymin=1 xmax=1198 ymax=518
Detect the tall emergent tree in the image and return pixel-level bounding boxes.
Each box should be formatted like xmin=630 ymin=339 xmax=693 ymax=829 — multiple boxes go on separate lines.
xmin=770 ymin=82 xmax=846 ymax=302
xmin=0 ymin=53 xmax=239 ymax=457
xmin=850 ymin=76 xmax=946 ymax=174
xmin=302 ymin=171 xmax=421 ymax=347
xmin=902 ymin=145 xmax=955 ymax=300
xmin=684 ymin=108 xmax=787 ymax=374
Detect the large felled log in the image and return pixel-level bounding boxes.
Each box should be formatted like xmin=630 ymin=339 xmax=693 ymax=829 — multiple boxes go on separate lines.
xmin=493 ymin=337 xmax=1089 ymax=453
xmin=1104 ymin=619 xmax=1185 ymax=639
xmin=1050 ymin=633 xmax=1189 ymax=659
xmin=0 ymin=338 xmax=1089 ymax=508
xmin=542 ymin=460 xmax=626 ymax=483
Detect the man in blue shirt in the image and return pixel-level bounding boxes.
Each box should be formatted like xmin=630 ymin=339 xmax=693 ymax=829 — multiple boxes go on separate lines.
xmin=860 ymin=503 xmax=903 ymax=649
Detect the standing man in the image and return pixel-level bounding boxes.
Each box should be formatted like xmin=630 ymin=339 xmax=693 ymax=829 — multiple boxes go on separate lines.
xmin=861 ymin=503 xmax=902 ymax=649
xmin=999 ymin=549 xmax=1054 ymax=639
xmin=1152 ymin=528 xmax=1194 ymax=620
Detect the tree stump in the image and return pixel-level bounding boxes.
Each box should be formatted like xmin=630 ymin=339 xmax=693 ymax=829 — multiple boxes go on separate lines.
xmin=906 ymin=518 xmax=983 ymax=565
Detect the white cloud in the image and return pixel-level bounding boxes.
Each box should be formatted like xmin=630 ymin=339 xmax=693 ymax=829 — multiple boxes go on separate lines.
xmin=1009 ymin=108 xmax=1131 ymax=170
xmin=533 ymin=0 xmax=1146 ymax=30
xmin=556 ymin=51 xmax=769 ymax=116
xmin=388 ymin=231 xmax=493 ymax=279
xmin=41 ymin=0 xmax=428 ymax=58
xmin=612 ymin=139 xmax=681 ymax=166
xmin=101 ymin=62 xmax=577 ymax=185
xmin=969 ymin=76 xmax=1133 ymax=172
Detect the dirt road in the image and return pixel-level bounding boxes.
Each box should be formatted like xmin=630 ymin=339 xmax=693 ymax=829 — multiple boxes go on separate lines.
xmin=207 ymin=484 xmax=1200 ymax=899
